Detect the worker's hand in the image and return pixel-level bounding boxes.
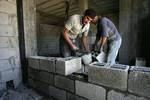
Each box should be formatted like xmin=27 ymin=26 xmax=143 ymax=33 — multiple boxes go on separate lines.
xmin=72 ymin=44 xmax=79 ymax=51
xmin=85 ymin=49 xmax=91 ymax=54
xmin=100 ymin=47 xmax=103 ymax=53
xmin=94 ymin=45 xmax=98 ymax=52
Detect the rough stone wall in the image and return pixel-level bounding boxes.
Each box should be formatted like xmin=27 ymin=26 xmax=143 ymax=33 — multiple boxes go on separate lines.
xmin=0 ymin=0 xmax=21 ymax=90
xmin=23 ymin=0 xmax=37 ymax=56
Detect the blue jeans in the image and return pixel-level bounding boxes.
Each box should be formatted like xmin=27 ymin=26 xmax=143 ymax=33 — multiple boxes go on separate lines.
xmin=107 ymin=38 xmax=122 ymax=65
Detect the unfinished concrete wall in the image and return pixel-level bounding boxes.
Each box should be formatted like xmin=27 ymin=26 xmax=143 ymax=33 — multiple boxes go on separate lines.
xmin=119 ymin=0 xmax=150 ymax=66
xmin=0 ymin=0 xmax=21 ymax=91
xmin=23 ymin=0 xmax=37 ymax=56
xmin=27 ymin=56 xmax=150 ymax=100
xmin=37 ymin=24 xmax=62 ymax=56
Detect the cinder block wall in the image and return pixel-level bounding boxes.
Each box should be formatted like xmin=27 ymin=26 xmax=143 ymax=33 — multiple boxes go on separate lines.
xmin=0 ymin=0 xmax=21 ymax=91
xmin=37 ymin=24 xmax=62 ymax=56
xmin=27 ymin=56 xmax=150 ymax=100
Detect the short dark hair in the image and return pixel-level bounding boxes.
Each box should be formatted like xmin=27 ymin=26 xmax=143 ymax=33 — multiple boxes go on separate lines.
xmin=84 ymin=8 xmax=96 ymax=19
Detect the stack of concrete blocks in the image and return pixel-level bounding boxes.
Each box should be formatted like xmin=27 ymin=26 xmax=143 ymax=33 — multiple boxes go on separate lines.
xmin=0 ymin=0 xmax=22 ymax=91
xmin=88 ymin=62 xmax=129 ymax=91
xmin=28 ymin=56 xmax=150 ymax=100
xmin=56 ymin=57 xmax=81 ymax=75
xmin=88 ymin=62 xmax=150 ymax=100
xmin=28 ymin=56 xmax=85 ymax=100
xmin=128 ymin=66 xmax=150 ymax=99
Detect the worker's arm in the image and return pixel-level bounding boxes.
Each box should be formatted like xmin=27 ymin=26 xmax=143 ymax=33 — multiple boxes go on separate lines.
xmin=82 ymin=35 xmax=90 ymax=52
xmin=97 ymin=18 xmax=108 ymax=52
xmin=63 ymin=27 xmax=79 ymax=50
xmin=97 ymin=36 xmax=107 ymax=52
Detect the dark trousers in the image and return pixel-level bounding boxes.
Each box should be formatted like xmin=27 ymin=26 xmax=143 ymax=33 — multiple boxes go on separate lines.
xmin=59 ymin=35 xmax=76 ymax=57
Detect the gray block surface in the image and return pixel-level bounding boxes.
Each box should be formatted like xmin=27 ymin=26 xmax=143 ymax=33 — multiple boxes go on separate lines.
xmin=88 ymin=62 xmax=129 ymax=91
xmin=76 ymin=80 xmax=106 ymax=100
xmin=56 ymin=57 xmax=81 ymax=75
xmin=128 ymin=66 xmax=150 ymax=98
xmin=38 ymin=71 xmax=54 ymax=85
xmin=108 ymin=90 xmax=149 ymax=100
xmin=49 ymin=85 xmax=66 ymax=100
xmin=67 ymin=93 xmax=88 ymax=100
xmin=55 ymin=75 xmax=75 ymax=93
xmin=28 ymin=56 xmax=40 ymax=70
xmin=39 ymin=57 xmax=56 ymax=73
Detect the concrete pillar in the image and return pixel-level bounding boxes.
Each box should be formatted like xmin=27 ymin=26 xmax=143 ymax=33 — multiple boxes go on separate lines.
xmin=23 ymin=0 xmax=37 ymax=56
xmin=119 ymin=0 xmax=150 ymax=65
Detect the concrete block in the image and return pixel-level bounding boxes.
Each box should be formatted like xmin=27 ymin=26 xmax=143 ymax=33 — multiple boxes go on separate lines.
xmin=0 ymin=37 xmax=10 ymax=48
xmin=0 ymin=48 xmax=17 ymax=60
xmin=0 ymin=1 xmax=17 ymax=14
xmin=0 ymin=25 xmax=14 ymax=36
xmin=28 ymin=78 xmax=36 ymax=88
xmin=28 ymin=67 xmax=40 ymax=80
xmin=128 ymin=66 xmax=150 ymax=98
xmin=49 ymin=85 xmax=66 ymax=100
xmin=55 ymin=75 xmax=75 ymax=93
xmin=56 ymin=57 xmax=82 ymax=75
xmin=39 ymin=57 xmax=56 ymax=73
xmin=67 ymin=93 xmax=88 ymax=100
xmin=0 ymin=68 xmax=16 ymax=82
xmin=0 ymin=82 xmax=6 ymax=91
xmin=108 ymin=90 xmax=149 ymax=100
xmin=0 ymin=13 xmax=9 ymax=24
xmin=28 ymin=67 xmax=54 ymax=85
xmin=0 ymin=60 xmax=12 ymax=71
xmin=88 ymin=62 xmax=129 ymax=91
xmin=76 ymin=80 xmax=106 ymax=100
xmin=38 ymin=71 xmax=54 ymax=85
xmin=28 ymin=56 xmax=47 ymax=70
xmin=0 ymin=37 xmax=19 ymax=48
xmin=35 ymin=80 xmax=49 ymax=95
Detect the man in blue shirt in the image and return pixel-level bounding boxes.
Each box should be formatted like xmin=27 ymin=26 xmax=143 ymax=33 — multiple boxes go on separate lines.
xmin=93 ymin=16 xmax=122 ymax=65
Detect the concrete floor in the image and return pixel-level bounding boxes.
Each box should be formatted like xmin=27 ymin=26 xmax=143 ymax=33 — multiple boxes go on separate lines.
xmin=0 ymin=84 xmax=54 ymax=100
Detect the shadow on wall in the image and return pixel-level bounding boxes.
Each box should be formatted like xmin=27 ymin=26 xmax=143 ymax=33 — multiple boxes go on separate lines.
xmin=138 ymin=12 xmax=150 ymax=66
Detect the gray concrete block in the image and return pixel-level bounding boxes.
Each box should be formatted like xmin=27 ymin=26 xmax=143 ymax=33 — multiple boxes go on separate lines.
xmin=28 ymin=78 xmax=36 ymax=88
xmin=0 ymin=37 xmax=10 ymax=48
xmin=0 ymin=13 xmax=9 ymax=24
xmin=67 ymin=93 xmax=88 ymax=100
xmin=0 ymin=82 xmax=6 ymax=91
xmin=0 ymin=48 xmax=17 ymax=60
xmin=55 ymin=75 xmax=75 ymax=93
xmin=0 ymin=60 xmax=12 ymax=71
xmin=128 ymin=66 xmax=150 ymax=98
xmin=28 ymin=68 xmax=54 ymax=85
xmin=28 ymin=67 xmax=40 ymax=80
xmin=0 ymin=1 xmax=17 ymax=14
xmin=38 ymin=71 xmax=54 ymax=85
xmin=76 ymin=80 xmax=106 ymax=100
xmin=108 ymin=90 xmax=149 ymax=100
xmin=0 ymin=68 xmax=16 ymax=82
xmin=49 ymin=85 xmax=66 ymax=100
xmin=39 ymin=57 xmax=56 ymax=73
xmin=28 ymin=56 xmax=40 ymax=70
xmin=34 ymin=80 xmax=49 ymax=95
xmin=88 ymin=62 xmax=129 ymax=91
xmin=56 ymin=57 xmax=82 ymax=75
xmin=0 ymin=25 xmax=14 ymax=36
